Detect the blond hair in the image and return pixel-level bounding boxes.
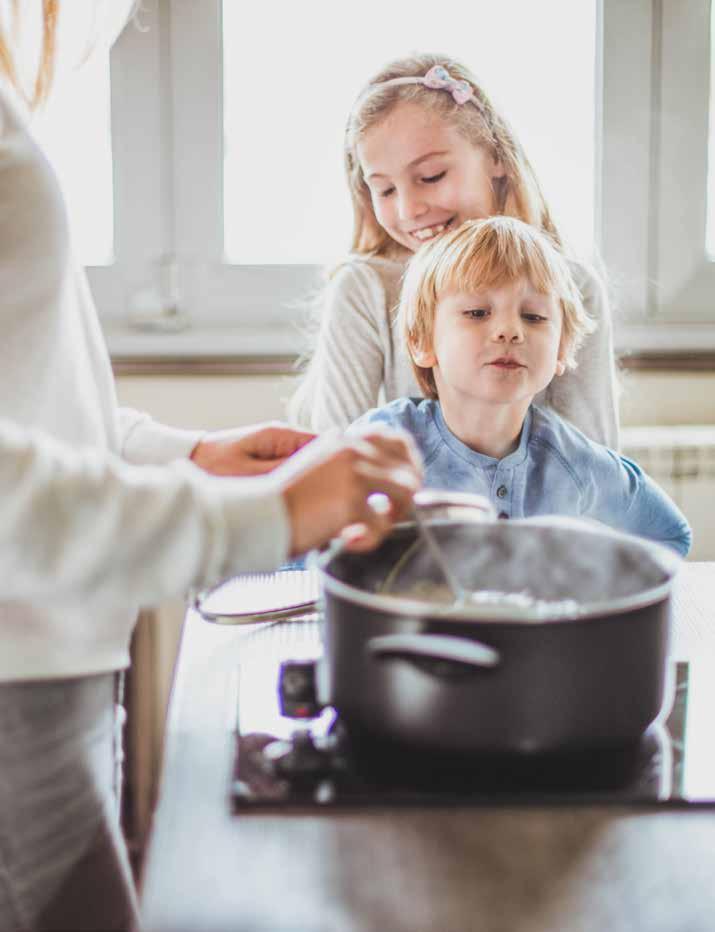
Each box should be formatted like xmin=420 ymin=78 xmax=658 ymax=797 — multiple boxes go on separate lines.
xmin=345 ymin=52 xmax=563 ymax=259
xmin=0 ymin=1 xmax=140 ymax=110
xmin=0 ymin=0 xmax=58 ymax=109
xmin=402 ymin=217 xmax=595 ymax=399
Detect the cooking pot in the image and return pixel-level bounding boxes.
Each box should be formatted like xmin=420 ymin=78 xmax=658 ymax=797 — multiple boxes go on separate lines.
xmin=314 ymin=498 xmax=680 ymax=755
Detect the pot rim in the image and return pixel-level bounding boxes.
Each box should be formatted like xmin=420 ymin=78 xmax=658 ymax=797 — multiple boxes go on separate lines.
xmin=315 ymin=518 xmax=679 ymax=625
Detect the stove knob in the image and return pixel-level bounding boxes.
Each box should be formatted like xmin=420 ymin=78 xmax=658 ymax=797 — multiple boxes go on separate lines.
xmin=278 ymin=659 xmax=322 ymax=718
xmin=263 ymin=729 xmax=327 ymax=780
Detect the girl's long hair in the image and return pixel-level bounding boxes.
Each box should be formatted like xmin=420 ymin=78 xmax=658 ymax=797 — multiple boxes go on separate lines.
xmin=345 ymin=52 xmax=564 ymax=258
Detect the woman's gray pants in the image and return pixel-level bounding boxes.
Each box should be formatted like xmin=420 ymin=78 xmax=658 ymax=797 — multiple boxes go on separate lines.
xmin=0 ymin=672 xmax=140 ymax=931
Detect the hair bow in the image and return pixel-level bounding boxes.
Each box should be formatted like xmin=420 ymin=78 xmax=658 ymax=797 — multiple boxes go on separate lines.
xmin=423 ymin=65 xmax=474 ymax=105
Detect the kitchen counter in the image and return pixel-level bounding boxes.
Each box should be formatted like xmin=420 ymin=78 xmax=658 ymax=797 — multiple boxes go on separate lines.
xmin=141 ymin=563 xmax=715 ymax=932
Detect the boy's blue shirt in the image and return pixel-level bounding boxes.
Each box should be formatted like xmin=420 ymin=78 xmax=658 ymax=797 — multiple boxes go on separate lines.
xmin=353 ymin=397 xmax=692 ymax=557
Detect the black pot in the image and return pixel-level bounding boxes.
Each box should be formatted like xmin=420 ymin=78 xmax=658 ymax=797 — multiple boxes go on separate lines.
xmin=315 ymin=518 xmax=679 ymax=754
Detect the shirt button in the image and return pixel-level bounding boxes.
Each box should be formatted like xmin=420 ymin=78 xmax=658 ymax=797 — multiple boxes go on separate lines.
xmin=498 ymin=511 xmax=509 ymax=520
xmin=496 ymin=485 xmax=508 ymax=498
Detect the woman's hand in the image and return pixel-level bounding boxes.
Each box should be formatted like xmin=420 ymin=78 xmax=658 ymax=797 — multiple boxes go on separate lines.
xmin=278 ymin=426 xmax=423 ymax=556
xmin=190 ymin=422 xmax=316 ymax=477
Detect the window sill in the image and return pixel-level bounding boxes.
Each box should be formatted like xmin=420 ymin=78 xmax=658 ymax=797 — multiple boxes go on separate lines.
xmin=617 ymin=352 xmax=715 ymax=371
xmin=616 ymin=323 xmax=715 ymax=371
xmin=104 ymin=319 xmax=715 ymax=377
xmin=104 ymin=320 xmax=305 ymax=376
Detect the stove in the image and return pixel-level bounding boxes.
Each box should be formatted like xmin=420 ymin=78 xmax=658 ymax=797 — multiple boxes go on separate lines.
xmin=231 ymin=644 xmax=715 ymax=810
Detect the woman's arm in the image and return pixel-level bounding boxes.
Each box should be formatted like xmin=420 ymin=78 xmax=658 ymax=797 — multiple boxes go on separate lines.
xmin=545 ymin=261 xmax=620 ymax=450
xmin=117 ymin=408 xmax=204 ymax=464
xmin=287 ymin=261 xmax=390 ymax=431
xmin=0 ymin=419 xmax=288 ymax=606
xmin=119 ymin=412 xmax=318 ymax=477
xmin=0 ymin=419 xmax=421 ymax=605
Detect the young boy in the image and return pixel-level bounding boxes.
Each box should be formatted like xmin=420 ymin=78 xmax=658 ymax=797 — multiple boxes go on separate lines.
xmin=352 ymin=217 xmax=691 ymax=557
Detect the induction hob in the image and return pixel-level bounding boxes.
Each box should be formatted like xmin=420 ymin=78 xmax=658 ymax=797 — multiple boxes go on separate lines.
xmin=231 ymin=648 xmax=715 ymax=810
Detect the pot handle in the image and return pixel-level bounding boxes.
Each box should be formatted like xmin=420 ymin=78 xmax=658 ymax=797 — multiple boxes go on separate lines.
xmin=367 ymin=633 xmax=500 ymax=668
xmin=414 ymin=489 xmax=497 ymax=523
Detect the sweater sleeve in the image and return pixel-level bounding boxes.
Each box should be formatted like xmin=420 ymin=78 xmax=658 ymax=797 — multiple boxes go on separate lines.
xmin=117 ymin=407 xmax=204 ymax=464
xmin=0 ymin=419 xmax=290 ymax=607
xmin=543 ymin=261 xmax=620 ymax=450
xmin=287 ymin=260 xmax=388 ymax=431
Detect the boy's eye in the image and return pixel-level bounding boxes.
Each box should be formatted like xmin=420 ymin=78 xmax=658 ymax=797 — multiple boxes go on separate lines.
xmin=423 ymin=171 xmax=446 ymax=184
xmin=464 ymin=308 xmax=489 ymax=319
xmin=522 ymin=312 xmax=548 ymax=322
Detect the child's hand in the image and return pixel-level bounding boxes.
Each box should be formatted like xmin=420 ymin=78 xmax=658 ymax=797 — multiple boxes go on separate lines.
xmin=279 ymin=427 xmax=423 ymax=556
xmin=190 ymin=422 xmax=316 ymax=476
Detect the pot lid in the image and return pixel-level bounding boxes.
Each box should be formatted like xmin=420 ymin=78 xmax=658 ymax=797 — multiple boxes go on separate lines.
xmin=195 ymin=569 xmax=319 ymax=624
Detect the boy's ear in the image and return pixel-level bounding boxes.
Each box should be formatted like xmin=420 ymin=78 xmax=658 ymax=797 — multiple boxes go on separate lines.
xmin=554 ymin=332 xmax=569 ymax=377
xmin=410 ymin=341 xmax=437 ymax=368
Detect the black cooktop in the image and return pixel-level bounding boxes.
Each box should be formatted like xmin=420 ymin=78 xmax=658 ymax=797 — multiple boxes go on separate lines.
xmin=231 ymin=658 xmax=715 ymax=811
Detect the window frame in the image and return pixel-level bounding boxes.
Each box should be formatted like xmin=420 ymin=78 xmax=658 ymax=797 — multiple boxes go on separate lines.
xmin=86 ymin=0 xmax=167 ymax=321
xmin=89 ymin=0 xmax=319 ymax=335
xmin=600 ymin=0 xmax=715 ymax=352
xmin=91 ymin=0 xmax=715 ymax=355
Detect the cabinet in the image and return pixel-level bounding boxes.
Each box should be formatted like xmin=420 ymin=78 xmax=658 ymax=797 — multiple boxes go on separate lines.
xmin=116 ymin=371 xmax=296 ymax=863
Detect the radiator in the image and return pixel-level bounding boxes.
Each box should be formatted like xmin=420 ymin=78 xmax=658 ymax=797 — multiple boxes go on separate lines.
xmin=621 ymin=426 xmax=715 ymax=560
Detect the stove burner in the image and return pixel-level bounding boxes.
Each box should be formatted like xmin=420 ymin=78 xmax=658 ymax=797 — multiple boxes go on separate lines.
xmin=232 ymin=681 xmax=684 ymax=810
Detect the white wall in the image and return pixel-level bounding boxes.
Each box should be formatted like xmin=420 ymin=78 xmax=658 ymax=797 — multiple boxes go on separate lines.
xmin=618 ymin=372 xmax=715 ymax=427
xmin=116 ymin=371 xmax=715 ymax=432
xmin=116 ymin=374 xmax=298 ymax=431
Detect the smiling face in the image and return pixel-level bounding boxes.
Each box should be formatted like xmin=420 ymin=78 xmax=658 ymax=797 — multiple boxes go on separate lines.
xmin=412 ymin=277 xmax=567 ymax=413
xmin=357 ymin=101 xmax=505 ymax=253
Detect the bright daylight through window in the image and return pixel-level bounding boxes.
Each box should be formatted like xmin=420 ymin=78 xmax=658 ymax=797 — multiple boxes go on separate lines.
xmin=706 ymin=0 xmax=715 ymax=259
xmin=222 ymin=0 xmax=596 ymax=266
xmin=31 ymin=48 xmax=114 ymax=267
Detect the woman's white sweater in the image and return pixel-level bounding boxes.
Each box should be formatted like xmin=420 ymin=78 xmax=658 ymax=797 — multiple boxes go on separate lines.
xmin=0 ymin=84 xmax=289 ymax=681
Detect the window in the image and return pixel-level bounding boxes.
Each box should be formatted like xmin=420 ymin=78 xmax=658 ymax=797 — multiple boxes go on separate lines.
xmin=707 ymin=0 xmax=715 ymax=260
xmin=601 ymin=0 xmax=715 ymax=350
xmin=36 ymin=0 xmax=715 ymax=353
xmin=222 ymin=0 xmax=597 ymax=266
xmin=649 ymin=0 xmax=714 ymax=323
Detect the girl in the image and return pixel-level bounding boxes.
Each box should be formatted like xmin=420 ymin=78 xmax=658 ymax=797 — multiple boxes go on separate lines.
xmin=0 ymin=4 xmax=421 ymax=930
xmin=288 ymin=53 xmax=619 ymax=449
